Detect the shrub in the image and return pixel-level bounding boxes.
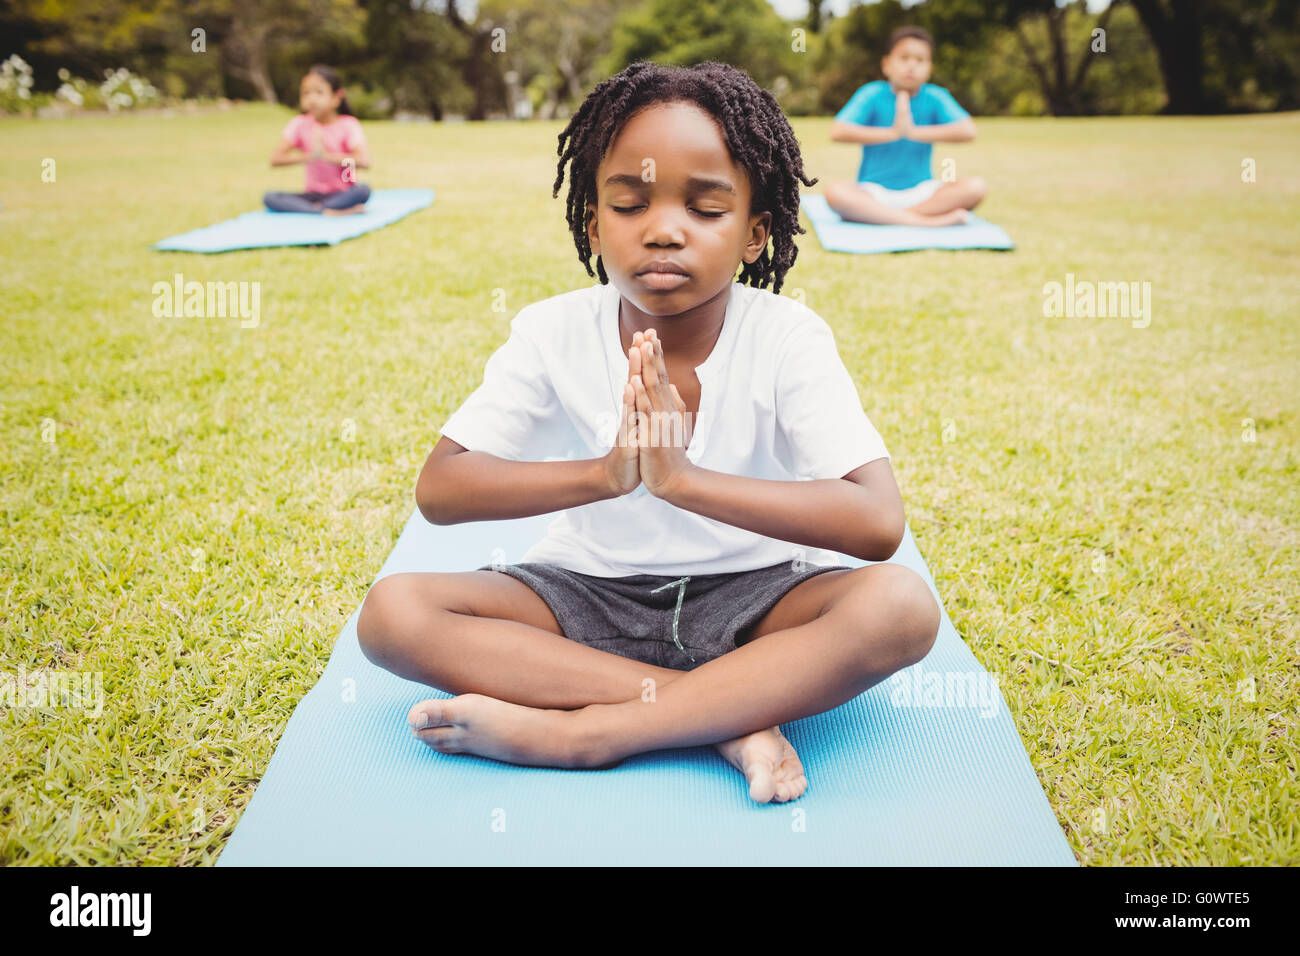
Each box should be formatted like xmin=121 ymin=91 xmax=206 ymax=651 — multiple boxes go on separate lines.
xmin=0 ymin=54 xmax=35 ymax=112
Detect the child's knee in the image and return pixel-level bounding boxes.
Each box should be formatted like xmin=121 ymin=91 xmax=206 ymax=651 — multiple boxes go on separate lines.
xmin=357 ymin=574 xmax=408 ymax=665
xmin=965 ymin=176 xmax=987 ymax=201
xmin=825 ymin=181 xmax=857 ymax=208
xmin=899 ymin=571 xmax=941 ymax=664
xmin=885 ymin=566 xmax=939 ymax=660
xmin=849 ymin=563 xmax=940 ymax=670
xmin=264 ymin=191 xmax=299 ymax=212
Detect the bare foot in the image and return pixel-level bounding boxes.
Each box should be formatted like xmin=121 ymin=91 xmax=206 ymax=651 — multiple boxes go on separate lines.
xmin=323 ymin=204 xmax=367 ymax=216
xmin=407 ymin=693 xmax=586 ymax=768
xmin=408 ymin=696 xmax=804 ymax=798
xmin=913 ymin=209 xmax=968 ymax=227
xmin=714 ymin=726 xmax=807 ymax=803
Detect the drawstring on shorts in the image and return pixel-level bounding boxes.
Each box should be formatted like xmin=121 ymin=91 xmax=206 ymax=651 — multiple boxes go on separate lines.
xmin=649 ymin=576 xmax=694 ymax=663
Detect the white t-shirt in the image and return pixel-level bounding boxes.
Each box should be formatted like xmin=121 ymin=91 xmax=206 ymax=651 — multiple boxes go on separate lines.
xmin=439 ymin=281 xmax=891 ymax=577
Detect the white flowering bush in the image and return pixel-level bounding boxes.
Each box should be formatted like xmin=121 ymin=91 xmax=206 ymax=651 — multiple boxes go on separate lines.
xmin=1 ymin=56 xmax=163 ymax=112
xmin=55 ymin=68 xmax=85 ymax=106
xmin=0 ymin=54 xmax=35 ymax=112
xmin=97 ymin=67 xmax=159 ymax=111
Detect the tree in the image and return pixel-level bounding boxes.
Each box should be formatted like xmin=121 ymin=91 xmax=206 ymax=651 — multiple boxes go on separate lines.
xmin=360 ymin=0 xmax=467 ymax=119
xmin=213 ymin=0 xmax=364 ymax=104
xmin=806 ymin=0 xmax=828 ymax=34
xmin=1131 ymin=0 xmax=1300 ymax=112
xmin=470 ymin=0 xmax=637 ymax=121
xmin=996 ymin=0 xmax=1122 ymax=115
xmin=1129 ymin=0 xmax=1210 ymax=112
xmin=605 ymin=0 xmax=797 ymax=91
xmin=1204 ymin=0 xmax=1300 ymax=111
xmin=1 ymin=0 xmax=185 ymax=85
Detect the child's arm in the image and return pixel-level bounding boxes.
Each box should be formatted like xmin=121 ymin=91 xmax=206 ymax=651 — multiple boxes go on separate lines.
xmin=416 ymin=437 xmax=621 ymax=524
xmin=655 ymin=458 xmax=904 ymax=563
xmin=270 ymin=137 xmax=306 ymax=166
xmin=318 ymin=119 xmax=371 ymax=169
xmin=418 ymin=349 xmax=643 ymax=524
xmin=898 ymin=86 xmax=976 ymax=143
xmin=829 ymin=121 xmax=900 ymax=146
xmin=270 ymin=126 xmax=372 ymax=168
xmin=319 ymin=133 xmax=371 ymax=169
xmin=631 ymin=333 xmax=905 ymax=562
xmin=271 ymin=114 xmax=310 ymax=166
xmin=906 ymin=117 xmax=976 ymax=143
xmin=830 ymin=83 xmax=899 ymax=146
xmin=321 ymin=142 xmax=371 ymax=169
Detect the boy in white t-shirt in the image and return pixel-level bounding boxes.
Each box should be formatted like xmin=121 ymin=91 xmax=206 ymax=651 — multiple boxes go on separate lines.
xmin=358 ymin=61 xmax=940 ymax=804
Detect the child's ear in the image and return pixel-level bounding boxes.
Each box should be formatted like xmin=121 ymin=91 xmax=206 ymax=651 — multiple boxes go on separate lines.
xmin=744 ymin=211 xmax=772 ymax=263
xmin=585 ymin=203 xmax=600 ymax=255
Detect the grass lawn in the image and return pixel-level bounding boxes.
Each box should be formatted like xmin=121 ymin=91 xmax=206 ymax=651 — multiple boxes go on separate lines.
xmin=1 ymin=104 xmax=1296 ymax=865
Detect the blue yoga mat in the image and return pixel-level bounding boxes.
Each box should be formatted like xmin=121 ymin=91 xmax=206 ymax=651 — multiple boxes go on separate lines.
xmin=217 ymin=506 xmax=1075 ymax=865
xmin=801 ymin=193 xmax=1013 ymax=254
xmin=154 ymin=188 xmax=434 ymax=253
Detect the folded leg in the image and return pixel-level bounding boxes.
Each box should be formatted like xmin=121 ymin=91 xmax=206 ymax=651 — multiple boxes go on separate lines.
xmin=907 ymin=177 xmax=987 ymax=215
xmin=358 ymin=569 xmax=685 ymax=708
xmin=320 ymin=183 xmax=371 ymax=210
xmin=825 ymin=180 xmax=967 ymax=227
xmin=263 ymin=190 xmax=326 ymax=213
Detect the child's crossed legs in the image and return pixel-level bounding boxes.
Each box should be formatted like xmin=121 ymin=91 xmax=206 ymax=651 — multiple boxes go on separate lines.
xmin=263 ymin=183 xmax=372 ymax=215
xmin=825 ymin=177 xmax=986 ymax=227
xmin=357 ymin=559 xmax=938 ymax=803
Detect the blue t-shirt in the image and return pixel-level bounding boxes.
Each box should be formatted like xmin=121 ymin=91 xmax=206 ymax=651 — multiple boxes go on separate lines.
xmin=834 ymin=81 xmax=970 ymax=190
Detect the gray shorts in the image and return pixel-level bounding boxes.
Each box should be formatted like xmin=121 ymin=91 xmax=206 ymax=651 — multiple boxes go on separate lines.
xmin=478 ymin=560 xmax=850 ymax=670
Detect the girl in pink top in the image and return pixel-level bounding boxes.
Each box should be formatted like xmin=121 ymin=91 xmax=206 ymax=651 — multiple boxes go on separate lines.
xmin=264 ymin=65 xmax=372 ymax=215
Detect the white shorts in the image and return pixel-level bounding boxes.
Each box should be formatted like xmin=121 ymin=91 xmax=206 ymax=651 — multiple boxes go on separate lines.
xmin=858 ymin=178 xmax=943 ymax=210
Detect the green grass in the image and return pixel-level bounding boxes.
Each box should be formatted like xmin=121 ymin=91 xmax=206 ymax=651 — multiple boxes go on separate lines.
xmin=1 ymin=104 xmax=1296 ymax=865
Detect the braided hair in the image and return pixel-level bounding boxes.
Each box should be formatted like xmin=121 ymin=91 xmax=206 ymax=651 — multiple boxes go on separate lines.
xmin=553 ymin=61 xmax=817 ymax=295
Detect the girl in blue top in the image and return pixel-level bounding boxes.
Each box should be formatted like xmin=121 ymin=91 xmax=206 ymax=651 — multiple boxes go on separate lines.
xmin=357 ymin=61 xmax=940 ymax=803
xmin=826 ymin=27 xmax=988 ymax=226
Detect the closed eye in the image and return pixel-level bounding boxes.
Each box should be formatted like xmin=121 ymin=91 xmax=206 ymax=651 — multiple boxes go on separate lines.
xmin=611 ymin=205 xmax=727 ymax=218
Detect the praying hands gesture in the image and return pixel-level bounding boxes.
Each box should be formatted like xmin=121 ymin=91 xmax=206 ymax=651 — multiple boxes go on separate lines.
xmin=892 ymin=88 xmax=915 ymax=141
xmin=602 ymin=329 xmax=695 ymax=501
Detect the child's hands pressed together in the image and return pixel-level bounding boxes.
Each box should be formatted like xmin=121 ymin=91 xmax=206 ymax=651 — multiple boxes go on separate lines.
xmin=600 ymin=329 xmax=694 ymax=501
xmin=892 ymin=89 xmax=914 ymax=140
xmin=630 ymin=329 xmax=693 ymax=500
xmin=601 ymin=332 xmax=645 ymax=497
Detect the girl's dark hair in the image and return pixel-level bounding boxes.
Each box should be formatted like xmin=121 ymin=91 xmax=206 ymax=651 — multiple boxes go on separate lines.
xmin=304 ymin=64 xmax=354 ymax=116
xmin=553 ymin=61 xmax=816 ymax=295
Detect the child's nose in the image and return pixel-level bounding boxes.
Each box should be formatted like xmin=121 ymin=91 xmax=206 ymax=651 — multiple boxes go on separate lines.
xmin=643 ymin=208 xmax=687 ymax=244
